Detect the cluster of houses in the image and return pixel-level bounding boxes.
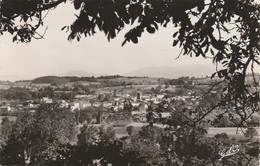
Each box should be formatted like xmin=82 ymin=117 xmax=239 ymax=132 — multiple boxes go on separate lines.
xmin=0 ymin=77 xmax=222 ymax=125
xmin=64 ymin=90 xmax=201 ymax=123
xmin=0 ymin=82 xmax=205 ymax=125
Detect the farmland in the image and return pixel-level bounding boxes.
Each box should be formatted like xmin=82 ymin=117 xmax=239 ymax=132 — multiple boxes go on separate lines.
xmin=113 ymin=122 xmax=260 ymax=140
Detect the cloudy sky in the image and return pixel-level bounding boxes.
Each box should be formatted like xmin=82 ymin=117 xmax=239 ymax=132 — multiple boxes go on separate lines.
xmin=0 ymin=3 xmax=229 ymax=80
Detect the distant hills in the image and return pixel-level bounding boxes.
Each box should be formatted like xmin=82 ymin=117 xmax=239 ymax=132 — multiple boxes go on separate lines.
xmin=125 ymin=64 xmax=216 ymax=78
xmin=59 ymin=64 xmax=216 ymax=79
xmin=32 ymin=76 xmax=97 ymax=84
xmin=0 ymin=64 xmax=218 ymax=82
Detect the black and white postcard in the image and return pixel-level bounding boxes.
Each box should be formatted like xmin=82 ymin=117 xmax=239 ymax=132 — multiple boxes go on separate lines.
xmin=0 ymin=0 xmax=259 ymax=165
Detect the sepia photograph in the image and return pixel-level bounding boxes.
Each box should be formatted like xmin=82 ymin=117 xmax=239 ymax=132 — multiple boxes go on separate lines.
xmin=0 ymin=0 xmax=259 ymax=165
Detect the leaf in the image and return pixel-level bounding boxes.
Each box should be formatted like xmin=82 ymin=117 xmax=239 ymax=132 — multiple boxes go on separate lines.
xmin=172 ymin=40 xmax=178 ymax=46
xmin=163 ymin=22 xmax=168 ymax=27
xmin=211 ymin=72 xmax=216 ymax=79
xmin=12 ymin=35 xmax=17 ymax=42
xmin=221 ymin=60 xmax=228 ymax=65
xmin=8 ymin=26 xmax=14 ymax=34
xmin=131 ymin=36 xmax=138 ymax=43
xmin=204 ymin=45 xmax=209 ymax=53
xmin=147 ymin=26 xmax=155 ymax=34
xmin=23 ymin=15 xmax=28 ymax=22
xmin=201 ymin=39 xmax=207 ymax=48
xmin=122 ymin=39 xmax=128 ymax=46
xmin=217 ymin=69 xmax=227 ymax=78
xmin=172 ymin=31 xmax=178 ymax=38
xmin=210 ymin=48 xmax=214 ymax=55
xmin=195 ymin=51 xmax=200 ymax=57
xmin=61 ymin=26 xmax=67 ymax=31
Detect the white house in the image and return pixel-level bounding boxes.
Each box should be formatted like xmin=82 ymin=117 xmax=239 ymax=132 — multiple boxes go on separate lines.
xmin=70 ymin=103 xmax=80 ymax=112
xmin=160 ymin=112 xmax=171 ymax=118
xmin=42 ymin=97 xmax=52 ymax=103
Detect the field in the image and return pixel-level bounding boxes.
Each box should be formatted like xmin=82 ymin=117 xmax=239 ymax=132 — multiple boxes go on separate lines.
xmin=97 ymin=84 xmax=176 ymax=95
xmin=113 ymin=122 xmax=260 ymax=140
xmin=0 ymin=84 xmax=11 ymax=90
xmin=97 ymin=84 xmax=159 ymax=94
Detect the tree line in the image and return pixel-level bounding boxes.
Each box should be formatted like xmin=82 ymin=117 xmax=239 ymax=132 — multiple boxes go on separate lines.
xmin=0 ymin=103 xmax=259 ymax=165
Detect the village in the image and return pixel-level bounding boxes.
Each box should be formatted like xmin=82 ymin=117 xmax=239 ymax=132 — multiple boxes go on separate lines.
xmin=0 ymin=76 xmax=210 ymax=123
xmin=1 ymin=75 xmax=259 ymax=139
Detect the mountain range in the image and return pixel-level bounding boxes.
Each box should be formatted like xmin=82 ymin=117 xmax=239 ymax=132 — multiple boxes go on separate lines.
xmin=0 ymin=64 xmax=216 ymax=81
xmin=124 ymin=64 xmax=216 ymax=78
xmin=59 ymin=64 xmax=216 ymax=78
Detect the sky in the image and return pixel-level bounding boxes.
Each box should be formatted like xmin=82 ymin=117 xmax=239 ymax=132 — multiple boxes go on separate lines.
xmin=0 ymin=3 xmax=232 ymax=80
